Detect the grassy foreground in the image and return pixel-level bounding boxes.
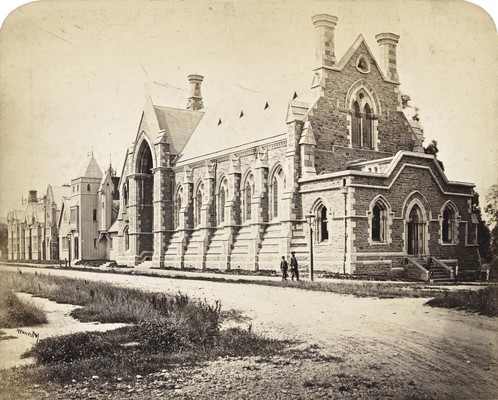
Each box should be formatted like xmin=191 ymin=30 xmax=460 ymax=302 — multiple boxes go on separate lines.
xmin=426 ymin=285 xmax=498 ymax=317
xmin=0 ymin=270 xmax=286 ymax=391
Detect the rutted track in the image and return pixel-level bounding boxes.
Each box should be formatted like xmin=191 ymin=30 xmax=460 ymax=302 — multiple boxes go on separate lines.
xmin=1 ymin=265 xmax=496 ymax=399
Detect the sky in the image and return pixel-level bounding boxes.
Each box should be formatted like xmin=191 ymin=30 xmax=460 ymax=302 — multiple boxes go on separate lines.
xmin=0 ymin=0 xmax=497 ymax=215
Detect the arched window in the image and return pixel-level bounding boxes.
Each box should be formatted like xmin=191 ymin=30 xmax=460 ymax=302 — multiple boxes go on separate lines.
xmin=363 ymin=104 xmax=373 ymax=149
xmin=195 ymin=184 xmax=203 ymax=227
xmin=352 ymin=101 xmax=361 ymax=147
xmin=92 ymin=209 xmax=97 ymax=221
xmin=123 ymin=183 xmax=129 ymax=206
xmin=218 ymin=183 xmax=226 ymax=225
xmin=269 ymin=166 xmax=284 ymax=220
xmin=245 ymin=181 xmax=252 ymax=222
xmin=316 ymin=205 xmax=329 ymax=242
xmin=87 ymin=184 xmax=91 ymax=192
xmin=372 ymin=202 xmax=387 ymax=242
xmin=124 ymin=226 xmax=129 ymax=250
xmin=174 ymin=188 xmax=182 ymax=229
xmin=442 ymin=205 xmax=457 ymax=244
xmin=243 ymin=174 xmax=254 ymax=223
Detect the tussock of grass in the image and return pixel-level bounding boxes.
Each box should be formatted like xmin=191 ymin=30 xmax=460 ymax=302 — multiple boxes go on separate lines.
xmin=0 ymin=276 xmax=48 ymax=328
xmin=426 ymin=285 xmax=498 ymax=317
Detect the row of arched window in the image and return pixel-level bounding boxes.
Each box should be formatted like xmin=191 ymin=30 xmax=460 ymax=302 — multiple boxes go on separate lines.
xmin=173 ymin=166 xmax=286 ymax=229
xmin=312 ymin=200 xmax=459 ymax=245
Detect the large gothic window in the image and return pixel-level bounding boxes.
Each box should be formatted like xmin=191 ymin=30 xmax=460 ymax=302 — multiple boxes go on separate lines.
xmin=350 ymin=90 xmax=376 ymax=150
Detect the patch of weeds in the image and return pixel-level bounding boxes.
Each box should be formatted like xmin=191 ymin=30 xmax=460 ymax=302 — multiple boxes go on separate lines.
xmin=0 ymin=290 xmax=47 ymax=328
xmin=426 ymin=286 xmax=498 ymax=317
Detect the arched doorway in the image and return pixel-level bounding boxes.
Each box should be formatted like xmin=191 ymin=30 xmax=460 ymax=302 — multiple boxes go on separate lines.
xmin=407 ymin=205 xmax=425 ymax=256
xmin=136 ymin=140 xmax=154 ymax=258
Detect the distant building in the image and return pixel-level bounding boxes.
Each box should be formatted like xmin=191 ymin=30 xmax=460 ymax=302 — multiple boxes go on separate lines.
xmin=58 ymin=154 xmax=119 ymax=263
xmin=7 ymin=185 xmax=70 ymax=261
xmin=112 ymin=14 xmax=479 ymax=280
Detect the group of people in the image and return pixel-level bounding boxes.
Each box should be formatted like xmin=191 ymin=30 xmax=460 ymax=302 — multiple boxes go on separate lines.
xmin=280 ymin=252 xmax=299 ymax=281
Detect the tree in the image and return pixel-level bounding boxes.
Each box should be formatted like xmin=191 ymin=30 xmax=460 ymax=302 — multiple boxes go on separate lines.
xmin=472 ymin=193 xmax=492 ymax=262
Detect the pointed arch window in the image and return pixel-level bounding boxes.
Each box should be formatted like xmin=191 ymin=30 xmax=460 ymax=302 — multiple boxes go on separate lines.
xmin=244 ymin=181 xmax=252 ymax=222
xmin=363 ymin=104 xmax=373 ymax=149
xmin=195 ymin=184 xmax=203 ymax=227
xmin=316 ymin=204 xmax=329 ymax=242
xmin=92 ymin=209 xmax=97 ymax=222
xmin=442 ymin=205 xmax=458 ymax=244
xmin=219 ymin=186 xmax=226 ymax=225
xmin=372 ymin=202 xmax=387 ymax=242
xmin=352 ymin=101 xmax=361 ymax=147
xmin=174 ymin=188 xmax=182 ymax=229
xmin=269 ymin=166 xmax=284 ymax=220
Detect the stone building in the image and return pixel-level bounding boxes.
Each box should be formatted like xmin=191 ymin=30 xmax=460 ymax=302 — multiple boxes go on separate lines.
xmin=7 ymin=185 xmax=70 ymax=261
xmin=108 ymin=15 xmax=479 ymax=279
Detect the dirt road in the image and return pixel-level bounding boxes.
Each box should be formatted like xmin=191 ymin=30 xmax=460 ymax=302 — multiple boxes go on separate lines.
xmin=2 ymin=265 xmax=497 ymax=399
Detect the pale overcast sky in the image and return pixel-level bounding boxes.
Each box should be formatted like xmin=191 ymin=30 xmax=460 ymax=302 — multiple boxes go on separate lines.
xmin=0 ymin=0 xmax=497 ymax=214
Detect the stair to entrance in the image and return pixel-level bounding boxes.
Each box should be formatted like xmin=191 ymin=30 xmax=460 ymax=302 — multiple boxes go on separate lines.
xmin=163 ymin=231 xmax=186 ymax=267
xmin=290 ymin=225 xmax=309 ymax=269
xmin=405 ymin=256 xmax=455 ymax=282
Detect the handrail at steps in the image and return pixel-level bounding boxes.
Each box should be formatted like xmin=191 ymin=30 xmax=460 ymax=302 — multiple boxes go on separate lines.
xmin=430 ymin=256 xmax=454 ymax=280
xmin=405 ymin=257 xmax=430 ymax=281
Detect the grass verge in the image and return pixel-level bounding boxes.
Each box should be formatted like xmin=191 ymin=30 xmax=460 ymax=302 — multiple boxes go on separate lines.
xmin=0 ymin=275 xmax=47 ymax=328
xmin=425 ymin=285 xmax=498 ymax=317
xmin=0 ymin=270 xmax=288 ymax=389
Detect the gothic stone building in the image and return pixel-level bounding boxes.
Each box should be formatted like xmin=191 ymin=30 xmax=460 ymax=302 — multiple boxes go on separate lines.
xmin=7 ymin=185 xmax=70 ymax=261
xmin=114 ymin=14 xmax=479 ymax=280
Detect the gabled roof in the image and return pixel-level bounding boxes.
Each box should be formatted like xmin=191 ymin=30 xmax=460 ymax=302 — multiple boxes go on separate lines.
xmin=176 ymin=88 xmax=315 ymax=164
xmin=330 ymin=35 xmax=393 ymax=83
xmin=46 ymin=185 xmax=71 ymax=207
xmin=153 ymin=106 xmax=204 ymax=155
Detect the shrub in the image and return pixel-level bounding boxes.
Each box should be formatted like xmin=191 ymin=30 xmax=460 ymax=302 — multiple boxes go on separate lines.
xmin=30 ymin=331 xmax=119 ymax=364
xmin=0 ymin=291 xmax=47 ymax=328
xmin=214 ymin=327 xmax=286 ymax=357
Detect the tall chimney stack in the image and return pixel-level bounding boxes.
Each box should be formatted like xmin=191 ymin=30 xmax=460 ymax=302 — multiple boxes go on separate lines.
xmin=311 ymin=14 xmax=338 ymax=67
xmin=186 ymin=74 xmax=204 ymax=111
xmin=28 ymin=190 xmax=38 ymax=203
xmin=375 ymin=33 xmax=400 ymax=82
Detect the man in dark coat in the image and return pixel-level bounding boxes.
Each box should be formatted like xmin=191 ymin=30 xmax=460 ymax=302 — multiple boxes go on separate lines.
xmin=290 ymin=251 xmax=299 ymax=281
xmin=280 ymin=256 xmax=288 ymax=281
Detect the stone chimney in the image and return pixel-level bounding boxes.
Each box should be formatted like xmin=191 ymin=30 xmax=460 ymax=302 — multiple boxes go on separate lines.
xmin=311 ymin=14 xmax=338 ymax=67
xmin=375 ymin=33 xmax=400 ymax=82
xmin=28 ymin=190 xmax=38 ymax=203
xmin=186 ymin=74 xmax=204 ymax=111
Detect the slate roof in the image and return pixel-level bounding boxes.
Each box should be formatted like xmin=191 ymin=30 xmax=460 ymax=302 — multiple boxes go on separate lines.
xmin=153 ymin=106 xmax=203 ymax=155
xmin=175 ymin=88 xmax=315 ymax=164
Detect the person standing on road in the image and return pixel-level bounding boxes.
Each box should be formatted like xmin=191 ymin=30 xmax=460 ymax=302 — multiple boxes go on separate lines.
xmin=290 ymin=251 xmax=299 ymax=281
xmin=280 ymin=256 xmax=288 ymax=281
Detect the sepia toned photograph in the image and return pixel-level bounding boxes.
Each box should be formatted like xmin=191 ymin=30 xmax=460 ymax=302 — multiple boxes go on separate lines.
xmin=0 ymin=0 xmax=497 ymax=398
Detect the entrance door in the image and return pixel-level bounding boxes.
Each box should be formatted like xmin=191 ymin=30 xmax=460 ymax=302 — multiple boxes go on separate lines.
xmin=407 ymin=206 xmax=424 ymax=256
